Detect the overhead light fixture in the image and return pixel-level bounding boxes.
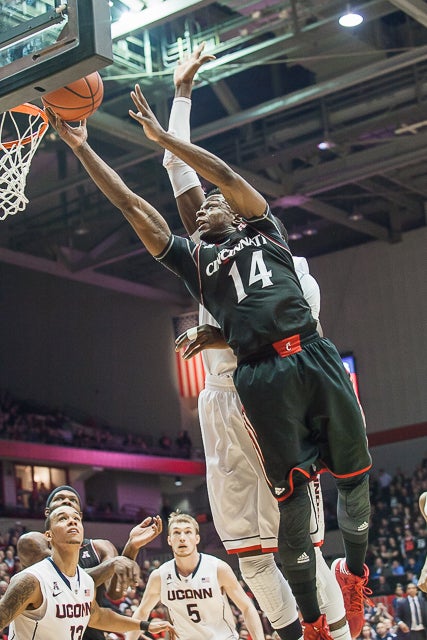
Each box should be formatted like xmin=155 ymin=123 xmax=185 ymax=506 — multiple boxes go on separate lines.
xmin=317 ymin=138 xmax=336 ymax=151
xmin=318 ymin=99 xmax=336 ymax=151
xmin=174 ymin=476 xmax=182 ymax=487
xmin=348 ymin=210 xmax=364 ymax=221
xmin=303 ymin=227 xmax=318 ymax=237
xmin=339 ymin=7 xmax=363 ymax=27
xmin=75 ymin=220 xmax=90 ymax=236
xmin=288 ymin=231 xmax=303 ymax=241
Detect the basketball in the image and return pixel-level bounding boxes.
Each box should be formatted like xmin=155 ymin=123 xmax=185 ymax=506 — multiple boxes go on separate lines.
xmin=41 ymin=71 xmax=104 ymax=122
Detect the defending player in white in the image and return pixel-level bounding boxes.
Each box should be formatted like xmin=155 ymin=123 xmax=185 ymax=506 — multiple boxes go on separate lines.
xmin=0 ymin=505 xmax=176 ymax=640
xmin=126 ymin=511 xmax=266 ymax=640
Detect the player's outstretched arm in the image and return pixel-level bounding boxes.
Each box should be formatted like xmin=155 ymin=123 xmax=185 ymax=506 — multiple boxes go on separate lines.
xmin=130 ymin=86 xmax=267 ymax=221
xmin=164 ymin=43 xmax=214 ymax=235
xmin=419 ymin=491 xmax=427 ymax=523
xmin=89 ymin=597 xmax=176 ymax=638
xmin=418 ymin=492 xmax=427 ymax=592
xmin=0 ymin=572 xmax=42 ymax=630
xmin=45 ymin=108 xmax=171 ymax=257
xmin=218 ymin=561 xmax=265 ymax=640
xmin=418 ymin=557 xmax=427 ymax=592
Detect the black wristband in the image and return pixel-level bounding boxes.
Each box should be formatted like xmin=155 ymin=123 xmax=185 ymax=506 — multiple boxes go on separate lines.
xmin=139 ymin=621 xmax=150 ymax=632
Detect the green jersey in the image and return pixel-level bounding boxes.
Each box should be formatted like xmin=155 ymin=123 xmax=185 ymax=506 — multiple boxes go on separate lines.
xmin=157 ymin=208 xmax=316 ymax=360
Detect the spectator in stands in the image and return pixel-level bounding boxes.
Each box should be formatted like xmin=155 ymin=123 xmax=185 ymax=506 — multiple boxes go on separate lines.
xmin=158 ymin=434 xmax=172 ymax=452
xmin=375 ymin=621 xmax=396 ymax=640
xmin=372 ymin=557 xmax=389 ymax=580
xmin=405 ymin=557 xmax=421 ymax=581
xmin=378 ymin=469 xmax=393 ymax=499
xmin=3 ymin=548 xmax=15 ymax=576
xmin=402 ymin=528 xmax=416 ymax=558
xmin=388 ymin=537 xmax=404 ymax=563
xmin=175 ymin=430 xmax=192 ymax=458
xmin=392 ymin=584 xmax=405 ymax=614
xmin=369 ymin=602 xmax=394 ymax=626
xmin=392 ymin=560 xmax=406 ymax=576
xmin=357 ymin=623 xmax=376 ymax=640
xmin=374 ymin=575 xmax=393 ymax=595
xmin=395 ymin=582 xmax=427 ymax=640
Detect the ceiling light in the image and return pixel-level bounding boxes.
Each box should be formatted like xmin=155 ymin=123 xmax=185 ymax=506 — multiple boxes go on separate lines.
xmin=339 ymin=8 xmax=363 ymax=27
xmin=288 ymin=231 xmax=303 ymax=241
xmin=303 ymin=227 xmax=318 ymax=236
xmin=75 ymin=221 xmax=90 ymax=236
xmin=174 ymin=476 xmax=182 ymax=487
xmin=317 ymin=138 xmax=336 ymax=151
xmin=348 ymin=211 xmax=364 ymax=221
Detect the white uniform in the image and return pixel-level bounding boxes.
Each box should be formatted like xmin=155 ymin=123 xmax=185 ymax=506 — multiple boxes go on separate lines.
xmin=9 ymin=557 xmax=94 ymax=640
xmin=158 ymin=553 xmax=238 ymax=640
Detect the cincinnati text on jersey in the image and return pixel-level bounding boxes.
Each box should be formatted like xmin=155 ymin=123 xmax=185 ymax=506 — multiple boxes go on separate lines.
xmin=205 ymin=234 xmax=268 ymax=275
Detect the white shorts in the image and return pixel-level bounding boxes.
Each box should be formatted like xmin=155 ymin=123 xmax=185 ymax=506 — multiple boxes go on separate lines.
xmin=199 ymin=374 xmax=324 ymax=554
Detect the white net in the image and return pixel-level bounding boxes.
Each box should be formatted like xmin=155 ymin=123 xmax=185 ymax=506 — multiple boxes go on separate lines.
xmin=0 ymin=104 xmax=49 ymax=220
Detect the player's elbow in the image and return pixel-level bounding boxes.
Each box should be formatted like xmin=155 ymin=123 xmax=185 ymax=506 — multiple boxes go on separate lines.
xmin=217 ymin=165 xmax=240 ymax=189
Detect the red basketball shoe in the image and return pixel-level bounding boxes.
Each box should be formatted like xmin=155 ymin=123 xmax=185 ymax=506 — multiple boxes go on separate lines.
xmin=332 ymin=558 xmax=372 ymax=638
xmin=302 ymin=614 xmax=334 ymax=640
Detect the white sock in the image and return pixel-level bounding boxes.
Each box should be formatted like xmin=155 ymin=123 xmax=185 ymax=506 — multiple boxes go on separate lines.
xmin=239 ymin=554 xmax=299 ymax=629
xmin=330 ymin=622 xmax=351 ymax=640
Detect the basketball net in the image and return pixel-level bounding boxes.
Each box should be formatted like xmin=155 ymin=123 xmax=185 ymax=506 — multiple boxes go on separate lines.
xmin=0 ymin=103 xmax=49 ymax=220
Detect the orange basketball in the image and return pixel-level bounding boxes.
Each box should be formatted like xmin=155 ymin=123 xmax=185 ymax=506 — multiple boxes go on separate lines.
xmin=42 ymin=72 xmax=104 ymax=122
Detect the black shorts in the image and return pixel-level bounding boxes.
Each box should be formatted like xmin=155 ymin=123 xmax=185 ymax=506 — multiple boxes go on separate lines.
xmin=234 ymin=336 xmax=371 ymax=501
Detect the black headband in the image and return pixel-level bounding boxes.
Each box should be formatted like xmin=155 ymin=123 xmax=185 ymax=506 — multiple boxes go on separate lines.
xmin=46 ymin=485 xmax=81 ymax=508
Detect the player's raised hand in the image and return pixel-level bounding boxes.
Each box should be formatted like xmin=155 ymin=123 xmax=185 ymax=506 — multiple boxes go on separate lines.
xmin=45 ymin=107 xmax=87 ymax=150
xmin=128 ymin=516 xmax=163 ymax=549
xmin=129 ymin=85 xmax=165 ymax=142
xmin=175 ymin=324 xmax=228 ymax=359
xmin=174 ymin=42 xmax=215 ymax=91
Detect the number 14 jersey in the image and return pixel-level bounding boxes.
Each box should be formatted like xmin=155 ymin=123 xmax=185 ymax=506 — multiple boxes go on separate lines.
xmin=157 ymin=208 xmax=317 ymax=361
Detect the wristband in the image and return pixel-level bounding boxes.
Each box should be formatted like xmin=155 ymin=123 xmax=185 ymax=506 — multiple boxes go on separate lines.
xmin=139 ymin=621 xmax=150 ymax=631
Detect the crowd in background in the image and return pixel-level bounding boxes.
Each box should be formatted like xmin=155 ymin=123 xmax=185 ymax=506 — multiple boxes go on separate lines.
xmin=366 ymin=458 xmax=427 ymax=594
xmin=0 ymin=390 xmax=194 ymax=460
xmin=1 ymin=387 xmax=427 ymax=638
xmin=1 ymin=456 xmax=427 ymax=639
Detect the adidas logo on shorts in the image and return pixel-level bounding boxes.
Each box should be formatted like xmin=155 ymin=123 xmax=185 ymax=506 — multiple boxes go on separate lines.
xmin=357 ymin=521 xmax=369 ymax=531
xmin=297 ymin=552 xmax=310 ymax=564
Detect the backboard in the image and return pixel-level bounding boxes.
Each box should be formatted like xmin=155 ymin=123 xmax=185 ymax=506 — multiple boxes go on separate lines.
xmin=0 ymin=0 xmax=113 ymax=113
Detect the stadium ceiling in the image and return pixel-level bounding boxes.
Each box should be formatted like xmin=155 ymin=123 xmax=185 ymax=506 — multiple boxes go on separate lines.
xmin=1 ymin=0 xmax=427 ymax=304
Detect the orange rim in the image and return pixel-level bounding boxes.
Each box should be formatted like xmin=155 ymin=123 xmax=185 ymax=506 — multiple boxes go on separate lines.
xmin=2 ymin=103 xmax=49 ymax=149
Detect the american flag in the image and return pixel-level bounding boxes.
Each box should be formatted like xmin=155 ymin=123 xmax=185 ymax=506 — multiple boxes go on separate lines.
xmin=173 ymin=312 xmax=205 ymax=398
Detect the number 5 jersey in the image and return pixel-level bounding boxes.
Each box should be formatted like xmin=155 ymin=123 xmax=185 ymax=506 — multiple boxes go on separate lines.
xmin=159 ymin=553 xmax=238 ymax=640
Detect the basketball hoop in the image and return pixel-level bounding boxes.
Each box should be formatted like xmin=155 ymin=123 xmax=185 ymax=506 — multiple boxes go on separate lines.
xmin=0 ymin=103 xmax=49 ymax=220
